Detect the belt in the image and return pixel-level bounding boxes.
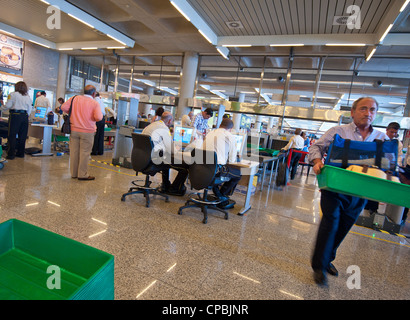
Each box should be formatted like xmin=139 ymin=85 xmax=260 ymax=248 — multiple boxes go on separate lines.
xmin=10 ymin=110 xmax=27 ymax=114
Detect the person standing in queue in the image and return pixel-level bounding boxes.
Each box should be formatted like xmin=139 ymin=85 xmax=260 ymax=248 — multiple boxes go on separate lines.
xmin=308 ymin=97 xmax=388 ymax=286
xmin=1 ymin=81 xmax=32 ymax=159
xmin=91 ymin=92 xmax=106 ymax=156
xmin=61 ymin=85 xmax=103 ymax=181
xmin=34 ymin=91 xmax=51 ymax=114
xmin=281 ymin=128 xmax=305 ymax=180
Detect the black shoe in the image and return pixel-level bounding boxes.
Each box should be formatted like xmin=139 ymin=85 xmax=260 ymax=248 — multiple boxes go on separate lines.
xmin=78 ymin=176 xmax=95 ymax=181
xmin=157 ymin=184 xmax=170 ymax=193
xmin=6 ymin=155 xmax=15 ymax=160
xmin=313 ymin=270 xmax=328 ymax=286
xmin=15 ymin=154 xmax=24 ymax=158
xmin=327 ymin=263 xmax=338 ymax=277
xmin=217 ymin=199 xmax=236 ymax=209
xmin=163 ymin=186 xmax=186 ymax=196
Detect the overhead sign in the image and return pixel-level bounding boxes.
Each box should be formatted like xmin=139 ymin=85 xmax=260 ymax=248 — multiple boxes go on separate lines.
xmin=0 ymin=33 xmax=24 ymax=75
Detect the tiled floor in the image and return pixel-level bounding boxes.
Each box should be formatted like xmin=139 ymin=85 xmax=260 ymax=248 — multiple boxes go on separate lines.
xmin=0 ymin=142 xmax=409 ymax=300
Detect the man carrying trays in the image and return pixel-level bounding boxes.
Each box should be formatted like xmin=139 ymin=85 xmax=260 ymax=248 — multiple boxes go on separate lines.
xmin=308 ymin=97 xmax=388 ymax=286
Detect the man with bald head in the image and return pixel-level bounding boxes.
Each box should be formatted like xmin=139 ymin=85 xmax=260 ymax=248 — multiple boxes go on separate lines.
xmin=142 ymin=111 xmax=189 ymax=195
xmin=61 ymin=85 xmax=103 ymax=180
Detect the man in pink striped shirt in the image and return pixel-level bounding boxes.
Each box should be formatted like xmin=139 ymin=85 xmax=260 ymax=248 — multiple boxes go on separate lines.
xmin=61 ymin=85 xmax=103 ymax=180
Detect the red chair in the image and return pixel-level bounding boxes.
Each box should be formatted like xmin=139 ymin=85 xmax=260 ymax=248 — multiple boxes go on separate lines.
xmin=297 ymin=151 xmax=312 ymax=176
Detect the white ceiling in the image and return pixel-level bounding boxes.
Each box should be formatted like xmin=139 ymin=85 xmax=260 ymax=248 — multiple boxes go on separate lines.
xmin=0 ymin=0 xmax=409 ymax=120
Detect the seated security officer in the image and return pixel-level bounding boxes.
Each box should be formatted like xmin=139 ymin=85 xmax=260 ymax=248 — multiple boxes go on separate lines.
xmin=203 ymin=118 xmax=241 ymax=209
xmin=142 ymin=111 xmax=188 ymax=196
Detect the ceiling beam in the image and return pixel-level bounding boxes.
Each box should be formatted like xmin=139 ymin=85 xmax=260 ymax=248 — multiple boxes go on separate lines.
xmin=45 ymin=0 xmax=135 ymax=48
xmin=383 ymin=33 xmax=410 ymax=45
xmin=0 ymin=22 xmax=55 ymax=49
xmin=375 ymin=0 xmax=408 ymax=44
xmin=56 ymin=41 xmax=126 ymax=50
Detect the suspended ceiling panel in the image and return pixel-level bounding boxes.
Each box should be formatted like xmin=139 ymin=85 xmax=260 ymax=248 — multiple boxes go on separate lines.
xmin=187 ymin=0 xmax=393 ymax=36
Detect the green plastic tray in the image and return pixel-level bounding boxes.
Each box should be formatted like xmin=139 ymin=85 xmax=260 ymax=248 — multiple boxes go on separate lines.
xmin=317 ymin=165 xmax=410 ymax=208
xmin=0 ymin=219 xmax=114 ymax=300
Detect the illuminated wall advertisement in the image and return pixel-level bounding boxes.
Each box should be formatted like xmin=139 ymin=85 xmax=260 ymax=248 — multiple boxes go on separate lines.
xmin=0 ymin=33 xmax=24 ymax=75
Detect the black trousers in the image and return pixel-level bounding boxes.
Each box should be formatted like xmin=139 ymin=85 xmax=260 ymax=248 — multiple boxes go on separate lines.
xmin=289 ymin=150 xmax=302 ymax=180
xmin=213 ymin=165 xmax=242 ymax=198
xmin=7 ymin=112 xmax=28 ymax=158
xmin=311 ymin=190 xmax=367 ymax=272
xmin=92 ymin=119 xmax=105 ymax=155
xmin=161 ymin=157 xmax=189 ymax=191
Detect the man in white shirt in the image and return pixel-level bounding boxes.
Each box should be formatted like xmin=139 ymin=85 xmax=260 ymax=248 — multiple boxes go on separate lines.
xmin=181 ymin=111 xmax=194 ymax=127
xmin=34 ymin=91 xmax=51 ymax=114
xmin=142 ymin=111 xmax=188 ymax=195
xmin=203 ymin=118 xmax=241 ymax=208
xmin=281 ymin=128 xmax=305 ymax=180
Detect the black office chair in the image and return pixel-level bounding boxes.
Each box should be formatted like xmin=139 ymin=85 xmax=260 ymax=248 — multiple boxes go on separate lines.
xmin=178 ymin=149 xmax=231 ymax=224
xmin=121 ymin=133 xmax=169 ymax=207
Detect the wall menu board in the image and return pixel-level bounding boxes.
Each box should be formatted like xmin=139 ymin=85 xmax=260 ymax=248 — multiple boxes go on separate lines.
xmin=0 ymin=33 xmax=24 ymax=75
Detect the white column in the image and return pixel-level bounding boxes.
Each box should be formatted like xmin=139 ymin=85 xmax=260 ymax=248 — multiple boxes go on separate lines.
xmin=56 ymin=53 xmax=68 ymax=102
xmin=255 ymin=116 xmax=263 ymax=132
xmin=268 ymin=117 xmax=275 ymax=129
xmin=233 ymin=92 xmax=245 ymax=131
xmin=176 ymin=52 xmax=199 ymax=120
xmin=140 ymin=86 xmax=154 ymax=116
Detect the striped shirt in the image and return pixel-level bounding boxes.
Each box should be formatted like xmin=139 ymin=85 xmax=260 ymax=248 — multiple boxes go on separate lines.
xmin=193 ymin=113 xmax=209 ymax=134
xmin=308 ymin=122 xmax=388 ymax=163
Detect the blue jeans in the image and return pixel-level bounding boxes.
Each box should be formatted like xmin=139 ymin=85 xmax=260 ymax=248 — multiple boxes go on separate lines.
xmin=311 ymin=190 xmax=367 ymax=272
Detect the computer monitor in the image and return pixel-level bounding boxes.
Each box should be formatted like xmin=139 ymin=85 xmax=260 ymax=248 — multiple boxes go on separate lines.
xmin=233 ymin=133 xmax=247 ymax=156
xmin=138 ymin=121 xmax=150 ymax=129
xmin=34 ymin=106 xmax=47 ymax=120
xmin=173 ymin=125 xmax=195 ymax=145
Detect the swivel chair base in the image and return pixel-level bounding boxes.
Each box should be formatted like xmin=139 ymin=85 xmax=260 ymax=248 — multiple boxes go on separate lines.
xmin=121 ymin=176 xmax=169 ymax=208
xmin=178 ymin=189 xmax=229 ymax=224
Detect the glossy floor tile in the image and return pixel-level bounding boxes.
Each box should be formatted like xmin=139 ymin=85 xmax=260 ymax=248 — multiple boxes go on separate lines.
xmin=0 ymin=146 xmax=409 ymax=300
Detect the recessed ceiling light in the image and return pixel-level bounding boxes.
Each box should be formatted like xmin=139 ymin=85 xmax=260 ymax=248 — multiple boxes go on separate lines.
xmin=107 ymin=34 xmax=127 ymax=46
xmin=379 ymin=24 xmax=393 ymax=43
xmin=400 ymin=0 xmax=410 ymax=12
xmin=222 ymin=44 xmax=252 ymax=47
xmin=68 ymin=13 xmax=95 ymax=29
xmin=29 ymin=39 xmax=50 ymax=48
xmin=270 ymin=44 xmax=304 ymax=47
xmin=0 ymin=29 xmax=15 ymax=36
xmin=366 ymin=48 xmax=376 ymax=62
xmin=325 ymin=43 xmax=366 ymax=46
xmin=198 ymin=29 xmax=212 ymax=44
xmin=170 ymin=1 xmax=191 ymax=21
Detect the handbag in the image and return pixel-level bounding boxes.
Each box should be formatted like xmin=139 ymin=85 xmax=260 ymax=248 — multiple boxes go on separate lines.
xmin=61 ymin=96 xmax=76 ymax=134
